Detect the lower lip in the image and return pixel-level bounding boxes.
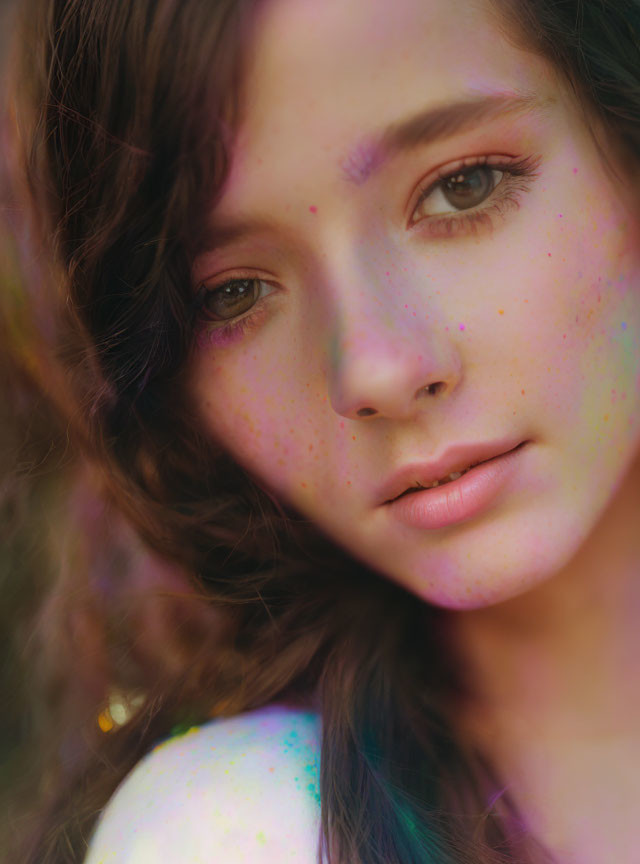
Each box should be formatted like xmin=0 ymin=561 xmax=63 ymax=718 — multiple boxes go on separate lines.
xmin=386 ymin=442 xmax=529 ymax=531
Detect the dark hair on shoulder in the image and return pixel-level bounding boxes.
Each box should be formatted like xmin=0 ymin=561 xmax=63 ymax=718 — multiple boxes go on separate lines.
xmin=2 ymin=1 xmax=639 ymax=862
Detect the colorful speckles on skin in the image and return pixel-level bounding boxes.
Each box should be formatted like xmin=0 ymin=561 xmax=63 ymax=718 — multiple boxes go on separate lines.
xmin=309 ymin=205 xmax=317 ymax=213
xmin=339 ymin=140 xmax=384 ymax=185
xmin=84 ymin=704 xmax=323 ymax=862
xmin=303 ymin=757 xmax=321 ymax=805
xmin=186 ymin=0 xmax=640 ymax=620
xmin=282 ymin=727 xmax=298 ymax=752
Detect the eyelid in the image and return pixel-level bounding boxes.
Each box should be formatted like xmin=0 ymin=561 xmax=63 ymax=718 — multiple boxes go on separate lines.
xmin=194 ymin=276 xmax=278 ymax=325
xmin=406 ymin=153 xmax=528 ymax=228
xmin=196 ymin=268 xmax=277 ymax=293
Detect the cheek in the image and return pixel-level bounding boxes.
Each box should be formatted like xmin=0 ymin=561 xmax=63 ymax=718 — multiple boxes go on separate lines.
xmin=188 ymin=342 xmax=336 ymax=507
xmin=515 ymin=174 xmax=640 ymax=472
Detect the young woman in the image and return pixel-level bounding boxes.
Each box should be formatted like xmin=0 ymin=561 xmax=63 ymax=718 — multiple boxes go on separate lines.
xmin=5 ymin=0 xmax=640 ymax=861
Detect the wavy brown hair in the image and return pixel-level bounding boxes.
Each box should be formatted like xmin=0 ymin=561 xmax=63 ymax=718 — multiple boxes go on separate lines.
xmin=3 ymin=0 xmax=640 ymax=861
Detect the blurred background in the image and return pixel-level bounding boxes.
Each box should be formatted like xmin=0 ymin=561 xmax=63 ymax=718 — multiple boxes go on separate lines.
xmin=0 ymin=6 xmax=224 ymax=857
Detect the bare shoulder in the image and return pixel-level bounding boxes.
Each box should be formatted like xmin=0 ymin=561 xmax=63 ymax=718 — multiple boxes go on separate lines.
xmin=83 ymin=702 xmax=323 ymax=863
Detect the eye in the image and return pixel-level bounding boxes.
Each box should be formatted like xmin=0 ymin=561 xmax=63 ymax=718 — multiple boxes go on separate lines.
xmin=408 ymin=154 xmax=541 ymax=235
xmin=196 ymin=277 xmax=273 ymax=322
xmin=414 ymin=164 xmax=504 ymax=220
xmin=441 ymin=165 xmax=503 ymax=210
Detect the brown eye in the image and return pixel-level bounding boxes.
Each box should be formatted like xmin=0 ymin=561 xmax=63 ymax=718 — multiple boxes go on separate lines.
xmin=201 ymin=278 xmax=262 ymax=321
xmin=440 ymin=166 xmax=499 ymax=211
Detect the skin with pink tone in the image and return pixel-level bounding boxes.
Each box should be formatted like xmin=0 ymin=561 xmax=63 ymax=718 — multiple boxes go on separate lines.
xmin=86 ymin=0 xmax=640 ymax=861
xmin=189 ymin=0 xmax=640 ymax=618
xmin=186 ymin=0 xmax=640 ymax=859
xmin=84 ymin=705 xmax=323 ymax=862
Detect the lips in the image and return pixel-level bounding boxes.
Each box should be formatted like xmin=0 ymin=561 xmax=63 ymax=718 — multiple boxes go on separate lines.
xmin=379 ymin=438 xmax=528 ymax=505
xmin=392 ymin=462 xmax=477 ymax=498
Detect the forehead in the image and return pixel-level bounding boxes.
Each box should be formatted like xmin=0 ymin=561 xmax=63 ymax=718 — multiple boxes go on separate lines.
xmin=213 ymin=0 xmax=556 ymax=223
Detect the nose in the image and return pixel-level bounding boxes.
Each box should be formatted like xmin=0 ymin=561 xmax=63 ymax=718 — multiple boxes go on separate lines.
xmin=326 ymin=271 xmax=462 ymax=422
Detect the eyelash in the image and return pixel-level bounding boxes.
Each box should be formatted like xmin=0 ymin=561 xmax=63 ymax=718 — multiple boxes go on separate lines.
xmin=195 ymin=153 xmax=542 ymax=344
xmin=193 ymin=289 xmax=272 ymax=346
xmin=409 ymin=153 xmax=541 ymax=236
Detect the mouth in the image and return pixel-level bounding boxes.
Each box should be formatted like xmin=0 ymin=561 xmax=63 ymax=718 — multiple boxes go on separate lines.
xmin=386 ymin=441 xmax=528 ymax=504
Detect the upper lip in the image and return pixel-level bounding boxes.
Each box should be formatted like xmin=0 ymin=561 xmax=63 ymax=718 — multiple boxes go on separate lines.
xmin=379 ymin=437 xmax=527 ymax=505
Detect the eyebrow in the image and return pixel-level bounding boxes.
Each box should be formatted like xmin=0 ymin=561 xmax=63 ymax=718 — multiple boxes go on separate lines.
xmin=342 ymin=90 xmax=548 ymax=184
xmin=199 ymin=90 xmax=549 ymax=253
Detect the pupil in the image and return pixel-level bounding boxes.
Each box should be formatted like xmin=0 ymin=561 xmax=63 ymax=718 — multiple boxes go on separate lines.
xmin=443 ymin=166 xmax=494 ymax=211
xmin=205 ymin=278 xmax=259 ymax=320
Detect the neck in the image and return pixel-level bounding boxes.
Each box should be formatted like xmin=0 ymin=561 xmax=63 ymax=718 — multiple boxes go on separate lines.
xmin=443 ymin=453 xmax=640 ymax=862
xmin=447 ymin=450 xmax=640 ymax=742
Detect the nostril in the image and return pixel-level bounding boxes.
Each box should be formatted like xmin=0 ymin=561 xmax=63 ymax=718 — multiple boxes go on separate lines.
xmin=356 ymin=407 xmax=377 ymax=417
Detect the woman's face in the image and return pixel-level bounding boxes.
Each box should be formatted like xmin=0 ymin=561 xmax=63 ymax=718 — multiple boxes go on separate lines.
xmin=188 ymin=0 xmax=640 ymax=609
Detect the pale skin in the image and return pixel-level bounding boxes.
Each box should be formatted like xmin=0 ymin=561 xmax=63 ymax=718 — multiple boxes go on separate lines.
xmin=182 ymin=0 xmax=640 ymax=860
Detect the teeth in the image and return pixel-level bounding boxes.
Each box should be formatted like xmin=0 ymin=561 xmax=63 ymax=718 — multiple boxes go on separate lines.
xmin=423 ymin=445 xmax=520 ymax=493
xmin=431 ymin=467 xmax=470 ymax=488
xmin=401 ymin=462 xmax=479 ymax=499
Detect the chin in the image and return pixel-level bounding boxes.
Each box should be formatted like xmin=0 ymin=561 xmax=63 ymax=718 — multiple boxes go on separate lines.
xmin=378 ymin=537 xmax=561 ymax=612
